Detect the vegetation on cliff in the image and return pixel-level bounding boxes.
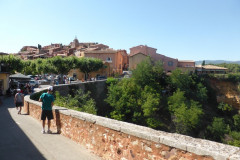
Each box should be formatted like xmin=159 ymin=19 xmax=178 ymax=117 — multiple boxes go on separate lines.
xmin=216 ymin=63 xmax=240 ymax=73
xmin=106 ymin=57 xmax=240 ymax=147
xmin=54 ymin=89 xmax=97 ymax=114
xmin=213 ymin=63 xmax=240 ymax=83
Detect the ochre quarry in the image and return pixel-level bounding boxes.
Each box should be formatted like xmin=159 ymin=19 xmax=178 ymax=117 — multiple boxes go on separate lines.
xmin=209 ymin=78 xmax=240 ymax=110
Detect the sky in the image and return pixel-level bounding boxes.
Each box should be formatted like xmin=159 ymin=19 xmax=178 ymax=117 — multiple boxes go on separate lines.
xmin=0 ymin=0 xmax=239 ymax=61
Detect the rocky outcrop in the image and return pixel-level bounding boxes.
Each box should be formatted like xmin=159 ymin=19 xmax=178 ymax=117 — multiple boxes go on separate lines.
xmin=209 ymin=79 xmax=240 ymax=110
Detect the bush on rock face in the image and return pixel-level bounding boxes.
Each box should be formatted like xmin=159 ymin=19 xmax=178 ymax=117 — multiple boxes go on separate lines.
xmin=54 ymin=89 xmax=97 ymax=115
xmin=30 ymin=90 xmax=47 ymax=101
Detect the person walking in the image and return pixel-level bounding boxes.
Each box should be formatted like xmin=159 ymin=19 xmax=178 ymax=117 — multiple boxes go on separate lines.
xmin=14 ymin=89 xmax=24 ymax=114
xmin=39 ymin=86 xmax=55 ymax=134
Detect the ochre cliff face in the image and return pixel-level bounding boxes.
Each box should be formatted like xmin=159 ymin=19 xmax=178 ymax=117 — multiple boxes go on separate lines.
xmin=209 ymin=79 xmax=240 ymax=110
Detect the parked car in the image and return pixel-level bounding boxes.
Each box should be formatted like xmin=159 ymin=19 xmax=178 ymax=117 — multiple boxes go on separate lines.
xmin=122 ymin=71 xmax=132 ymax=75
xmin=38 ymin=79 xmax=48 ymax=85
xmin=27 ymin=75 xmax=37 ymax=80
xmin=68 ymin=77 xmax=75 ymax=81
xmin=29 ymin=80 xmax=38 ymax=87
xmin=96 ymin=76 xmax=107 ymax=80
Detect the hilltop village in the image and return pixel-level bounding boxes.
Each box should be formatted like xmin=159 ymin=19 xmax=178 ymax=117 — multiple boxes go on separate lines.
xmin=14 ymin=37 xmax=227 ymax=78
xmin=0 ymin=37 xmax=228 ymax=96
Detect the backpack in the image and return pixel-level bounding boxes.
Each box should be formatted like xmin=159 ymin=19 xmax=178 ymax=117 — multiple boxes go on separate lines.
xmin=16 ymin=93 xmax=23 ymax=103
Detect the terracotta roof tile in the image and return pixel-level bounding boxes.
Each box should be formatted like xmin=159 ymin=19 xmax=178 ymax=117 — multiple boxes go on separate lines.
xmin=196 ymin=65 xmax=227 ymax=70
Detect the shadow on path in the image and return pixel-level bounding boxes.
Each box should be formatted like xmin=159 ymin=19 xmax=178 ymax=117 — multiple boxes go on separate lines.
xmin=0 ymin=96 xmax=46 ymax=160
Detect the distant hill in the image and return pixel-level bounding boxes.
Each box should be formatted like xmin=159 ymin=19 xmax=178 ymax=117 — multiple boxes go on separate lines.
xmin=195 ymin=60 xmax=240 ymax=65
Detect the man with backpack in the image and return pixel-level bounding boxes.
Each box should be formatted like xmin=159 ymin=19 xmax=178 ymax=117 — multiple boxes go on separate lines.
xmin=14 ymin=89 xmax=24 ymax=114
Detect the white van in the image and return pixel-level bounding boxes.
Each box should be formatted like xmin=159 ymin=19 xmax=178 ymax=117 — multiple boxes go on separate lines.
xmin=29 ymin=80 xmax=38 ymax=87
xmin=122 ymin=71 xmax=132 ymax=75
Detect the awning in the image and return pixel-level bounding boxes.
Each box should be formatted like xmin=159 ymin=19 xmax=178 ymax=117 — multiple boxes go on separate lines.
xmin=9 ymin=73 xmax=31 ymax=79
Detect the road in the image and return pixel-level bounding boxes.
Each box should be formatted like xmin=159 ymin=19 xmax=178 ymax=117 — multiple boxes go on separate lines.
xmin=0 ymin=96 xmax=102 ymax=160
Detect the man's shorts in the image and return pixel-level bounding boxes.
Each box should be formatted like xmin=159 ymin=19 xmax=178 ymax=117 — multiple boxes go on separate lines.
xmin=41 ymin=110 xmax=53 ymax=120
xmin=16 ymin=102 xmax=23 ymax=107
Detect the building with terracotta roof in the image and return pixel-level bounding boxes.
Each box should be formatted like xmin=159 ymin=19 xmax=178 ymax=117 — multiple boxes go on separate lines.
xmin=129 ymin=52 xmax=148 ymax=69
xmin=129 ymin=45 xmax=187 ymax=72
xmin=80 ymin=48 xmax=128 ymax=75
xmin=129 ymin=45 xmax=199 ymax=73
xmin=177 ymin=60 xmax=196 ymax=73
xmin=196 ymin=65 xmax=228 ymax=74
xmin=69 ymin=47 xmax=129 ymax=80
xmin=19 ymin=46 xmax=38 ymax=60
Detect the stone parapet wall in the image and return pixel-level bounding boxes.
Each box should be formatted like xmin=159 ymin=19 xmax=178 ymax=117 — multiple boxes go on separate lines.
xmin=24 ymin=95 xmax=240 ymax=160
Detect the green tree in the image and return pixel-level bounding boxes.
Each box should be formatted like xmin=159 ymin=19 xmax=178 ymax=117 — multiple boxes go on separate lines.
xmin=67 ymin=56 xmax=79 ymax=69
xmin=50 ymin=56 xmax=72 ymax=74
xmin=202 ymin=60 xmax=206 ymax=66
xmin=216 ymin=63 xmax=240 ymax=73
xmin=0 ymin=55 xmax=23 ymax=73
xmin=106 ymin=58 xmax=167 ymax=129
xmin=34 ymin=58 xmax=46 ymax=75
xmin=168 ymin=89 xmax=203 ymax=134
xmin=132 ymin=57 xmax=165 ymax=89
xmin=168 ymin=89 xmax=186 ymax=112
xmin=140 ymin=85 xmax=162 ymax=128
xmin=106 ymin=78 xmax=163 ymax=128
xmin=207 ymin=117 xmax=229 ymax=141
xmin=218 ymin=102 xmax=232 ymax=112
xmin=38 ymin=44 xmax=42 ymax=50
xmin=196 ymin=83 xmax=208 ymax=103
xmin=169 ymin=69 xmax=208 ymax=103
xmin=55 ymin=89 xmax=96 ymax=114
xmin=48 ymin=56 xmax=73 ymax=83
xmin=106 ymin=78 xmax=142 ymax=122
xmin=22 ymin=60 xmax=37 ymax=75
xmin=227 ymin=131 xmax=240 ymax=147
xmin=170 ymin=69 xmax=194 ymax=97
xmin=233 ymin=114 xmax=240 ymax=131
xmin=106 ymin=77 xmax=119 ymax=86
xmin=76 ymin=57 xmax=103 ymax=80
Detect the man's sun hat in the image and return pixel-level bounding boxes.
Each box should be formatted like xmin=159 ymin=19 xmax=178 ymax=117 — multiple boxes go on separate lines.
xmin=48 ymin=86 xmax=53 ymax=91
xmin=17 ymin=89 xmax=21 ymax=92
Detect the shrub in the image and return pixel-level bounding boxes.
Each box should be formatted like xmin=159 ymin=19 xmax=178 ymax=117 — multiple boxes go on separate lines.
xmin=218 ymin=102 xmax=232 ymax=112
xmin=233 ymin=114 xmax=240 ymax=131
xmin=30 ymin=89 xmax=47 ymax=101
xmin=227 ymin=73 xmax=240 ymax=83
xmin=227 ymin=131 xmax=240 ymax=147
xmin=54 ymin=89 xmax=97 ymax=114
xmin=168 ymin=89 xmax=203 ymax=134
xmin=207 ymin=117 xmax=229 ymax=141
xmin=106 ymin=77 xmax=119 ymax=86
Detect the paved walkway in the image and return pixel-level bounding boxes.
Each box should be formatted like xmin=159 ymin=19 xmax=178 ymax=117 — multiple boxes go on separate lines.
xmin=0 ymin=96 xmax=102 ymax=160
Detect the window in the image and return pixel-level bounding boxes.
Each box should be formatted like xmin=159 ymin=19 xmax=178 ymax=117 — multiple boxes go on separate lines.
xmin=106 ymin=57 xmax=112 ymax=62
xmin=168 ymin=61 xmax=173 ymax=66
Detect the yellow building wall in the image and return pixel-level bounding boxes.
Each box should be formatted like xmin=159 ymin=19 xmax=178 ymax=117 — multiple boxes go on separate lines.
xmin=129 ymin=54 xmax=147 ymax=70
xmin=0 ymin=73 xmax=9 ymax=95
xmin=178 ymin=67 xmax=195 ymax=73
xmin=68 ymin=63 xmax=111 ymax=81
